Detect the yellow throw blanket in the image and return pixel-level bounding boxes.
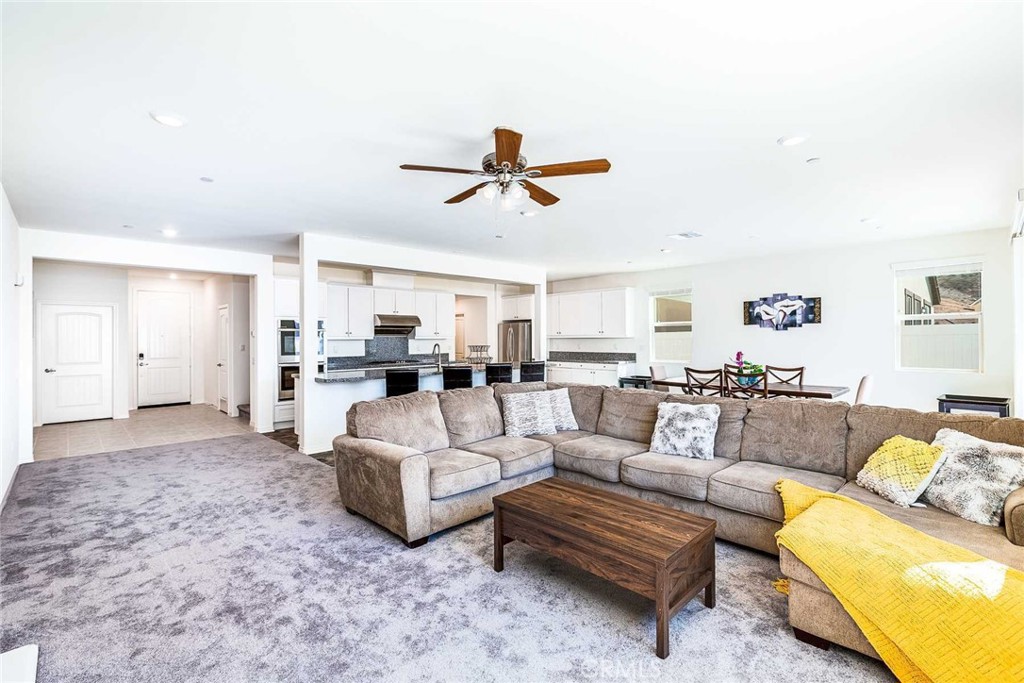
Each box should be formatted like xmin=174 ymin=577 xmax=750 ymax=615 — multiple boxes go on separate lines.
xmin=775 ymin=479 xmax=1024 ymax=683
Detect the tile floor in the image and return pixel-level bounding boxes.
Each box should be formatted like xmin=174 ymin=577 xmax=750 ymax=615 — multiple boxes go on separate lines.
xmin=33 ymin=404 xmax=253 ymax=461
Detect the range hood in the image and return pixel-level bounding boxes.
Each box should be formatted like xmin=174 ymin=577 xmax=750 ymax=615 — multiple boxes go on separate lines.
xmin=373 ymin=314 xmax=421 ymax=336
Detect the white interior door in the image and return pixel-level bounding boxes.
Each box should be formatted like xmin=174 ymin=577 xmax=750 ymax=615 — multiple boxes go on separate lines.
xmin=217 ymin=305 xmax=230 ymax=413
xmin=137 ymin=290 xmax=192 ymax=407
xmin=38 ymin=303 xmax=114 ymax=424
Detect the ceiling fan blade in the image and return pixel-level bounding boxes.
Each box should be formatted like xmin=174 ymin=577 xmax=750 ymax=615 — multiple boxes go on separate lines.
xmin=524 ymin=159 xmax=611 ymax=178
xmin=400 ymin=164 xmax=480 ymax=175
xmin=521 ymin=180 xmax=560 ymax=206
xmin=444 ymin=182 xmax=489 ymax=204
xmin=494 ymin=128 xmax=524 ymax=167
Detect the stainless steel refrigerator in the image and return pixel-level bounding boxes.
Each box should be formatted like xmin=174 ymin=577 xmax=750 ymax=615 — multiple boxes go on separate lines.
xmin=498 ymin=320 xmax=533 ymax=366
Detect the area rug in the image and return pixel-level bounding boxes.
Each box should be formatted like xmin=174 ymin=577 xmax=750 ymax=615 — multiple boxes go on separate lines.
xmin=0 ymin=434 xmax=893 ymax=682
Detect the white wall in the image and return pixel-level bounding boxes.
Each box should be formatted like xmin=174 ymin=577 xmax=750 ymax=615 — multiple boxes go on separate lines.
xmin=33 ymin=261 xmax=132 ymax=422
xmin=550 ymin=228 xmax=1013 ymax=412
xmin=231 ymin=279 xmax=251 ymax=413
xmin=1 ymin=187 xmax=22 ymax=503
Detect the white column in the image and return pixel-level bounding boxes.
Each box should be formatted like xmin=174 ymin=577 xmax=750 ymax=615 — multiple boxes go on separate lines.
xmin=17 ymin=250 xmax=33 ymax=463
xmin=533 ymin=281 xmax=548 ymax=361
xmin=1013 ymin=226 xmax=1023 ymax=417
xmin=297 ymin=234 xmax=320 ymax=450
xmin=252 ymin=271 xmax=277 ymax=432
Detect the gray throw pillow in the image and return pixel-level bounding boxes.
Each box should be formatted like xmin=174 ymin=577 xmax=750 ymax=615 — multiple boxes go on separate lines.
xmin=650 ymin=402 xmax=720 ymax=459
xmin=546 ymin=388 xmax=579 ymax=432
xmin=922 ymin=428 xmax=1024 ymax=527
xmin=502 ymin=391 xmax=557 ymax=438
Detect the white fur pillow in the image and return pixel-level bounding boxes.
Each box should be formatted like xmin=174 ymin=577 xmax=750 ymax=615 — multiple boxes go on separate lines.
xmin=650 ymin=402 xmax=721 ymax=459
xmin=502 ymin=391 xmax=557 ymax=438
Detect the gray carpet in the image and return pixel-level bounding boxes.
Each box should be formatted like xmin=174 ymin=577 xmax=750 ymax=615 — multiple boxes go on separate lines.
xmin=0 ymin=434 xmax=894 ymax=682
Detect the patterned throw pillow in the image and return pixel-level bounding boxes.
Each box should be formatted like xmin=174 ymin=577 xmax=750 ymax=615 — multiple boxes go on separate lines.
xmin=923 ymin=429 xmax=1024 ymax=527
xmin=649 ymin=402 xmax=720 ymax=460
xmin=502 ymin=391 xmax=557 ymax=438
xmin=856 ymin=435 xmax=947 ymax=507
xmin=546 ymin=388 xmax=579 ymax=432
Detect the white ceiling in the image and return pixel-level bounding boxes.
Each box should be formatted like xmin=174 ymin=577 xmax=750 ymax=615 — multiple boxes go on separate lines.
xmin=3 ymin=2 xmax=1021 ymax=279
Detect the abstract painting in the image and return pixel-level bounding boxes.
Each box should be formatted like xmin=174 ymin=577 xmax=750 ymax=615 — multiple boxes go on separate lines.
xmin=743 ymin=293 xmax=821 ymax=331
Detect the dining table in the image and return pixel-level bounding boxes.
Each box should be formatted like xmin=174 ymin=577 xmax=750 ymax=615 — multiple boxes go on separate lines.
xmin=650 ymin=377 xmax=850 ymax=400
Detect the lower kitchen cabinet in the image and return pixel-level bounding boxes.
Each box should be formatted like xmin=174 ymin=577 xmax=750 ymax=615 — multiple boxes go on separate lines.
xmin=547 ymin=362 xmax=627 ymax=386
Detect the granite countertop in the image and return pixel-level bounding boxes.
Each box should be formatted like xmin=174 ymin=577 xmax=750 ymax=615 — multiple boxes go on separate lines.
xmin=546 ymin=352 xmax=637 ymax=364
xmin=314 ymin=364 xmax=480 ymax=384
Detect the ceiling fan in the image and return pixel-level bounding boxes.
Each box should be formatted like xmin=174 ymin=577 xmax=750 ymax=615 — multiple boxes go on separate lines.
xmin=400 ymin=127 xmax=611 ymax=209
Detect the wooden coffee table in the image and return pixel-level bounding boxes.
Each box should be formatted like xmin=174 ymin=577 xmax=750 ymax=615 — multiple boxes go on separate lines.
xmin=493 ymin=477 xmax=716 ymax=659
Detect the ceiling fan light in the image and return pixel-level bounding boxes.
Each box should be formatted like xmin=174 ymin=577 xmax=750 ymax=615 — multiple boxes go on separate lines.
xmin=476 ymin=182 xmax=498 ymax=204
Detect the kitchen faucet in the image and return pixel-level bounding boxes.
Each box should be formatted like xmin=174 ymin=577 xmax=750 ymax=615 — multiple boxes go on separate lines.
xmin=432 ymin=343 xmax=442 ymax=372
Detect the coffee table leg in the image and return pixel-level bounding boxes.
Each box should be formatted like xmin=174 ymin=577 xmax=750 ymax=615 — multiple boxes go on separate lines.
xmin=704 ymin=542 xmax=716 ymax=608
xmin=493 ymin=506 xmax=504 ymax=572
xmin=656 ymin=567 xmax=669 ymax=659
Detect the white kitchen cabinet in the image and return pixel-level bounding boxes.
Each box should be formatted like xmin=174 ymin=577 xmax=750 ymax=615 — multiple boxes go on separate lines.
xmin=275 ymin=278 xmax=327 ymax=319
xmin=373 ymin=288 xmax=417 ymax=315
xmin=547 ymin=366 xmax=573 ymax=383
xmin=501 ymin=294 xmax=535 ymax=321
xmin=413 ymin=291 xmax=456 ymax=339
xmin=546 ymin=288 xmax=634 ymax=338
xmin=548 ymin=361 xmax=632 ymax=386
xmin=325 ymin=284 xmax=374 ymax=340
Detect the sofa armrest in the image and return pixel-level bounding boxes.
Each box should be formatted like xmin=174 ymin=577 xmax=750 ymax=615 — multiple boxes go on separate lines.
xmin=1005 ymin=487 xmax=1024 ymax=546
xmin=333 ymin=434 xmax=431 ymax=543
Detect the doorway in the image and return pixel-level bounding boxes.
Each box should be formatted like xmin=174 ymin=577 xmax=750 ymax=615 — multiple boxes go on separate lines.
xmin=137 ymin=290 xmax=192 ymax=407
xmin=217 ymin=304 xmax=230 ymax=413
xmin=37 ymin=302 xmax=114 ymax=424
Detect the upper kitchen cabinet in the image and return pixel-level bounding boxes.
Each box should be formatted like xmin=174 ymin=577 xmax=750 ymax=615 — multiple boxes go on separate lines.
xmin=324 ymin=284 xmax=374 ymax=340
xmin=501 ymin=294 xmax=535 ymax=321
xmin=274 ymin=278 xmax=327 ymax=318
xmin=374 ymin=288 xmax=416 ymax=316
xmin=414 ymin=291 xmax=456 ymax=339
xmin=547 ymin=288 xmax=634 ymax=338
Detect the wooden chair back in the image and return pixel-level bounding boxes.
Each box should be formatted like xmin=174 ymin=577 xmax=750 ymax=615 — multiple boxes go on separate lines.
xmin=766 ymin=365 xmax=805 ymax=385
xmin=722 ymin=365 xmax=768 ymax=399
xmin=684 ymin=368 xmax=723 ymax=396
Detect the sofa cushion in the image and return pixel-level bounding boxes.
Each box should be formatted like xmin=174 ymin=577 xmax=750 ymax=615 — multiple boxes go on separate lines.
xmin=708 ymin=461 xmax=846 ymax=522
xmin=595 ymin=388 xmax=666 ymax=443
xmin=845 ymin=404 xmax=1024 ymax=480
xmin=545 ymin=383 xmax=605 ymax=433
xmin=461 ymin=436 xmax=554 ymax=479
xmin=492 ymin=381 xmax=548 ymax=413
xmin=664 ymin=394 xmax=748 ymax=460
xmin=425 ymin=448 xmax=501 ymax=500
xmin=740 ymin=399 xmax=849 ymax=477
xmin=554 ymin=434 xmax=648 ymax=482
xmin=526 ymin=430 xmax=594 ymax=447
xmin=836 ymin=483 xmax=1024 ymax=570
xmin=620 ymin=453 xmax=736 ymax=501
xmin=437 ymin=386 xmax=504 ymax=447
xmin=345 ymin=390 xmax=449 ymax=453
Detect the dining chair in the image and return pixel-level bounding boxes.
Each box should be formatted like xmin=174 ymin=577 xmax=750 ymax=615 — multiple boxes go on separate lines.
xmin=649 ymin=364 xmax=670 ymax=392
xmin=684 ymin=368 xmax=723 ymax=396
xmin=766 ymin=365 xmax=805 ymax=385
xmin=519 ymin=361 xmax=546 ymax=383
xmin=442 ymin=366 xmax=473 ymax=390
xmin=385 ymin=369 xmax=420 ymax=398
xmin=485 ymin=363 xmax=513 ymax=384
xmin=722 ymin=365 xmax=768 ymax=399
xmin=854 ymin=375 xmax=874 ymax=404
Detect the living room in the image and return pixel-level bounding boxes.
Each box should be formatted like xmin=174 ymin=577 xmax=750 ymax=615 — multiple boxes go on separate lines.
xmin=1 ymin=3 xmax=1023 ymax=682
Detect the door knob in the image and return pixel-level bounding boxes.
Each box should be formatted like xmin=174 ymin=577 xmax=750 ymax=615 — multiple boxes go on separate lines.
xmin=44 ymin=368 xmax=56 ymax=373
xmin=216 ymin=363 xmax=224 ymax=367
xmin=139 ymin=362 xmax=148 ymax=366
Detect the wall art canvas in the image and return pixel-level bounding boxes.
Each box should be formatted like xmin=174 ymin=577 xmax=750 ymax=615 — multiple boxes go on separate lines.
xmin=743 ymin=293 xmax=821 ymax=331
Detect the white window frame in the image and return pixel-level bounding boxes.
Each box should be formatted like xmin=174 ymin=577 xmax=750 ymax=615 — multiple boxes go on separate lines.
xmin=892 ymin=258 xmax=983 ymax=373
xmin=649 ymin=288 xmax=693 ymax=364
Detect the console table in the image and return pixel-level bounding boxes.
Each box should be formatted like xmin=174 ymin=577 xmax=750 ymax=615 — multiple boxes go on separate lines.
xmin=937 ymin=394 xmax=1011 ymax=418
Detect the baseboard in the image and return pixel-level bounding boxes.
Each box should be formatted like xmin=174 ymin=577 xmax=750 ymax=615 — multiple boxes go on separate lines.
xmin=1 ymin=462 xmax=24 ymax=513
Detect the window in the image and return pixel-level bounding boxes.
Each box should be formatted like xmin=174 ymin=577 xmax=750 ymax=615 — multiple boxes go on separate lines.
xmin=895 ymin=261 xmax=982 ymax=371
xmin=650 ymin=291 xmax=692 ymax=362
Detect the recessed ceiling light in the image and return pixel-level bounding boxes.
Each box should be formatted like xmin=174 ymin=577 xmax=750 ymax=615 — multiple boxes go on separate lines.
xmin=149 ymin=112 xmax=187 ymax=128
xmin=495 ymin=234 xmax=504 ymax=239
xmin=660 ymin=248 xmax=672 ymax=253
xmin=122 ymin=224 xmax=134 ymax=229
xmin=169 ymin=273 xmax=178 ymax=280
xmin=520 ymin=210 xmax=537 ymax=217
xmin=626 ymin=261 xmax=633 ymax=264
xmin=805 ymin=157 xmax=821 ymax=164
xmin=667 ymin=231 xmax=703 ymax=240
xmin=776 ymin=135 xmax=808 ymax=147
xmin=161 ymin=228 xmax=178 ymax=238
xmin=199 ymin=177 xmax=214 ymax=183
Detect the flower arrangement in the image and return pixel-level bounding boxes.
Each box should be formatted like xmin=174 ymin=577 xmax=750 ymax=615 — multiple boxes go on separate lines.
xmin=732 ymin=351 xmax=764 ymax=385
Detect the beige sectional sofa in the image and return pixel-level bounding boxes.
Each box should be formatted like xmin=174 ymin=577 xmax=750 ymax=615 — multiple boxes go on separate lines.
xmin=334 ymin=382 xmax=1024 ymax=657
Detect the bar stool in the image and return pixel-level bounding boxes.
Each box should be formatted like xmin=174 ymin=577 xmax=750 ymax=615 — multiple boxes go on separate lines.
xmin=442 ymin=366 xmax=473 ymax=390
xmin=519 ymin=361 xmax=546 ymax=383
xmin=385 ymin=369 xmax=420 ymax=398
xmin=485 ymin=363 xmax=513 ymax=384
